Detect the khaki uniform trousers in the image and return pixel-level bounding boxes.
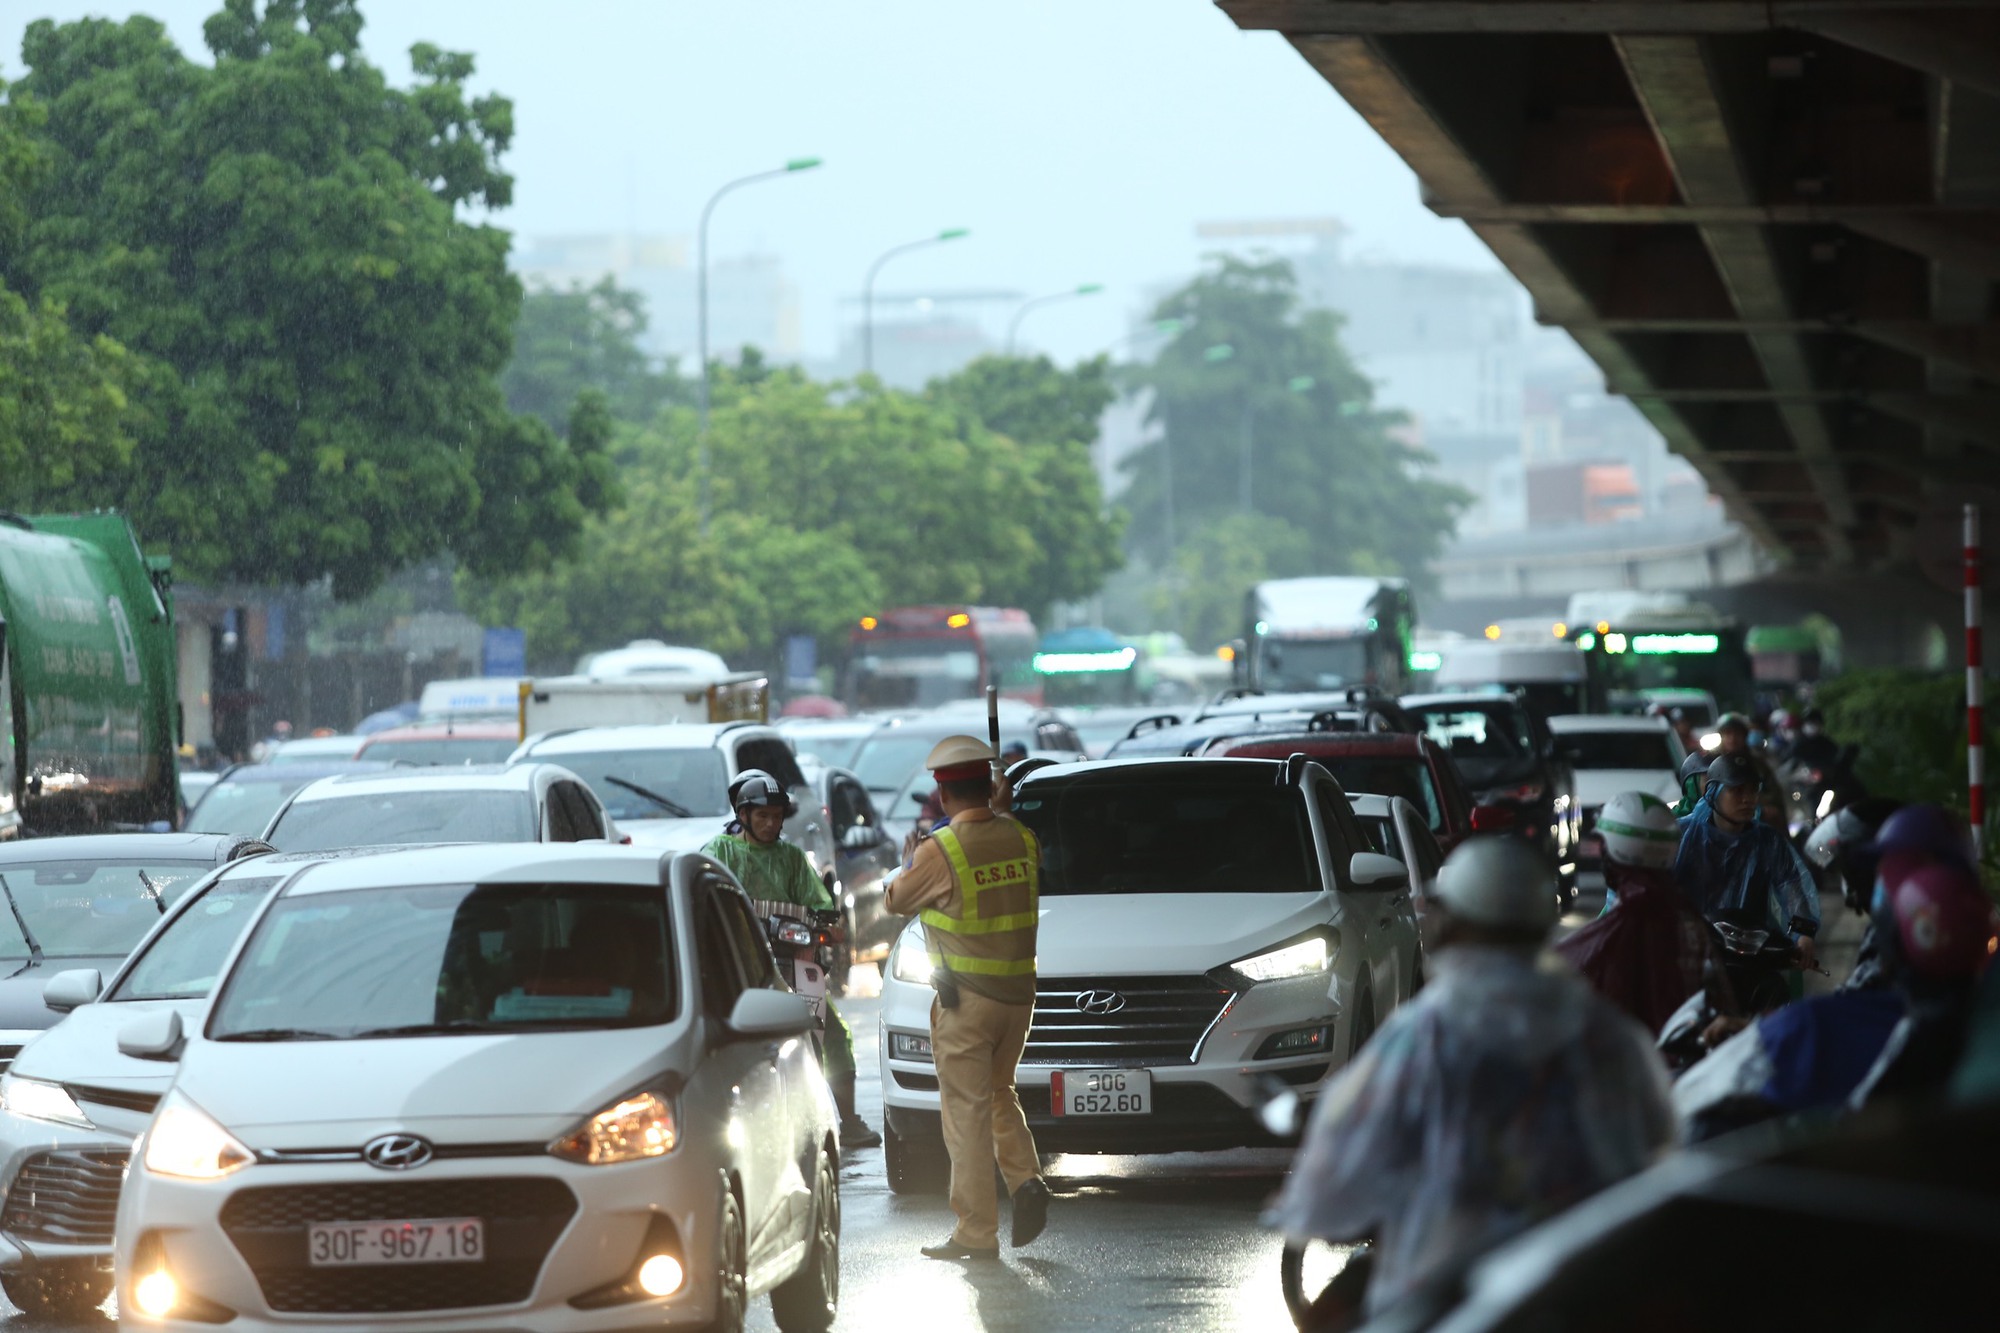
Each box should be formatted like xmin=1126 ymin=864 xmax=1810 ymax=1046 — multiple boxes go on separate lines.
xmin=931 ymin=989 xmax=1041 ymax=1248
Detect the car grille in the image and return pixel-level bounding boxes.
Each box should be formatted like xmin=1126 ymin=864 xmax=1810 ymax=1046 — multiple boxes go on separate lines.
xmin=220 ymin=1177 xmax=577 ymax=1314
xmin=1023 ymin=975 xmax=1236 ymax=1067
xmin=1 ymin=1149 xmax=128 ymax=1245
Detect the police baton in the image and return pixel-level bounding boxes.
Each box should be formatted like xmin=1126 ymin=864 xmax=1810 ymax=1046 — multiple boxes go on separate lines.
xmin=987 ymin=685 xmax=1002 ymax=790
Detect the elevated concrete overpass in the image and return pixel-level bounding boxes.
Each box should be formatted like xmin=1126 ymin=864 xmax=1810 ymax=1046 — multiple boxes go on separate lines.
xmin=1219 ymin=1 xmax=1999 ymax=620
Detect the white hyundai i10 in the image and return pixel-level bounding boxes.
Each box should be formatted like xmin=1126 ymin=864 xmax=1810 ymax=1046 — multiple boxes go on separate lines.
xmin=878 ymin=757 xmax=1422 ymax=1190
xmin=113 ymin=843 xmax=839 ymax=1333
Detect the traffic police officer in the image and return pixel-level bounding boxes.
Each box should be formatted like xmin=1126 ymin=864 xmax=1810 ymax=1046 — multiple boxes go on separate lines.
xmin=886 ymin=735 xmax=1052 ymax=1259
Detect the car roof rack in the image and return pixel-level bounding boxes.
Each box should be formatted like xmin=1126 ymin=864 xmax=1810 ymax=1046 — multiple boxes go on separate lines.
xmin=1125 ymin=713 xmax=1183 ymax=739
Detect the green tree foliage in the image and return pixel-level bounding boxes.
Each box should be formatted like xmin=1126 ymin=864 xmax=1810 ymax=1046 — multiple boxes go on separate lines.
xmin=930 ymin=354 xmax=1124 ymax=612
xmin=1816 ymin=669 xmax=1994 ymax=818
xmin=0 ymin=74 xmax=133 ymax=507
xmin=1154 ymin=513 xmax=1313 ymax=653
xmin=1121 ymin=256 xmax=1470 ymax=599
xmin=4 ymin=1 xmax=609 ymax=596
xmin=462 ymin=359 xmax=1127 ymax=671
xmin=503 ymin=277 xmax=685 ymax=430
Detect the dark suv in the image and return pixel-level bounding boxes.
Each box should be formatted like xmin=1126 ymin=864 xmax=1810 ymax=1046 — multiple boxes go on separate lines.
xmin=1401 ymin=693 xmax=1582 ymax=893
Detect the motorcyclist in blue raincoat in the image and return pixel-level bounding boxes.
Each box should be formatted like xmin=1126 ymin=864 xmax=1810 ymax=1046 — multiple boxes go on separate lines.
xmin=1674 ymin=752 xmax=1821 ymax=972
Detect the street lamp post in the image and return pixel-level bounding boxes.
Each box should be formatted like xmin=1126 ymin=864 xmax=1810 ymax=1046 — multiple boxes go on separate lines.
xmin=863 ymin=228 xmax=969 ymax=377
xmin=1005 ymin=283 xmax=1104 ymax=355
xmin=697 ymin=156 xmax=821 ymax=533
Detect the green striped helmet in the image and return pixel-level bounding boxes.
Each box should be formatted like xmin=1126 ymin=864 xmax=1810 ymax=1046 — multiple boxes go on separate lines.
xmin=1597 ymin=791 xmax=1681 ymax=869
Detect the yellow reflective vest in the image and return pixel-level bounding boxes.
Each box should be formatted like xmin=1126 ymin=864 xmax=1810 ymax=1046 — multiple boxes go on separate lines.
xmin=921 ymin=822 xmax=1040 ymax=1006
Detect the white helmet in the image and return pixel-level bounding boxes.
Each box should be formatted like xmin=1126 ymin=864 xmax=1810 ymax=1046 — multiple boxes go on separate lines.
xmin=1596 ymin=791 xmax=1680 ymax=870
xmin=1431 ymin=837 xmax=1558 ymax=935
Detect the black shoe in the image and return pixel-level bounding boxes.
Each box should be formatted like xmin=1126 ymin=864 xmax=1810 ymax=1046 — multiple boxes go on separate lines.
xmin=1011 ymin=1177 xmax=1051 ymax=1248
xmin=920 ymin=1238 xmax=999 ymax=1261
xmin=840 ymin=1117 xmax=883 ymax=1150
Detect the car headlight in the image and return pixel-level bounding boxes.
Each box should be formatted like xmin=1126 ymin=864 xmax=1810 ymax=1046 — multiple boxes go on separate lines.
xmin=144 ymin=1094 xmax=253 ymax=1179
xmin=890 ymin=935 xmax=935 ymax=985
xmin=549 ymin=1091 xmax=677 ymax=1165
xmin=1228 ymin=932 xmax=1337 ymax=985
xmin=0 ymin=1074 xmax=92 ymax=1129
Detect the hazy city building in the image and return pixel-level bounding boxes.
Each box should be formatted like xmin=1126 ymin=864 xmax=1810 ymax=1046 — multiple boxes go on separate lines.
xmin=512 ymin=233 xmax=802 ymax=367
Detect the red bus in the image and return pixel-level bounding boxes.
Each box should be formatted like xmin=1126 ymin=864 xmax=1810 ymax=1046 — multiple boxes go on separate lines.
xmin=845 ymin=606 xmax=1041 ymax=710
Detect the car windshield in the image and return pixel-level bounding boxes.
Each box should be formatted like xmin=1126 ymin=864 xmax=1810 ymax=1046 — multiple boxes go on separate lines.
xmin=852 ymin=727 xmax=1038 ymax=795
xmin=356 ymin=737 xmax=519 ymax=765
xmin=1413 ymin=706 xmax=1536 ymax=787
xmin=1260 ymin=637 xmax=1368 ymax=692
xmin=109 ymin=875 xmax=285 ymax=1001
xmin=785 ymin=731 xmax=866 ymax=771
xmin=1015 ymin=772 xmax=1321 ymax=895
xmin=209 ymin=883 xmax=677 ymax=1039
xmin=543 ymin=748 xmax=729 ymax=820
xmin=1564 ymin=731 xmax=1679 ymax=770
xmin=1317 ymin=758 xmax=1444 ymax=832
xmin=267 ymin=790 xmax=534 ymax=851
xmin=187 ymin=776 xmax=319 ymax=836
xmin=0 ymin=859 xmax=214 ymax=959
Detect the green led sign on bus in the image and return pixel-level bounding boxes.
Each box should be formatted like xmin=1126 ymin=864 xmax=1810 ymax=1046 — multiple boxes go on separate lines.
xmin=1630 ymin=633 xmax=1721 ymax=655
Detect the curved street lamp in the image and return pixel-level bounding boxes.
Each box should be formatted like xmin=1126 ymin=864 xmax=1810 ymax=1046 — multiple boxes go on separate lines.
xmin=696 ymin=156 xmax=821 ymax=532
xmin=863 ymin=228 xmax=969 ymax=376
xmin=1005 ymin=283 xmax=1105 ymax=355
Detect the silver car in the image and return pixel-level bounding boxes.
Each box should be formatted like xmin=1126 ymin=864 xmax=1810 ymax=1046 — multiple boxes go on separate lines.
xmin=111 ymin=844 xmax=838 ymax=1332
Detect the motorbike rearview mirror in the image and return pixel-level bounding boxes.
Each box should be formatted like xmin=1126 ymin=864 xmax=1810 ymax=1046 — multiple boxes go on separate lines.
xmin=117 ymin=1009 xmax=185 ymax=1062
xmin=725 ymin=989 xmax=817 ymax=1040
xmin=42 ymin=968 xmax=103 ymax=1014
xmin=1348 ymin=852 xmax=1409 ymax=890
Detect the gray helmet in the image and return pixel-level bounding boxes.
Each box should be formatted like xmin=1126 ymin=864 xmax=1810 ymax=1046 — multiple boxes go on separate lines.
xmin=1705 ymin=752 xmax=1761 ymax=791
xmin=728 ymin=769 xmax=796 ymax=817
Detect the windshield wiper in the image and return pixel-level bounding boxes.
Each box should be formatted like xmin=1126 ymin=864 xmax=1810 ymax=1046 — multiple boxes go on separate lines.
xmin=601 ymin=775 xmax=694 ymax=819
xmin=0 ymin=874 xmax=44 ymax=979
xmin=137 ymin=869 xmax=168 ymax=915
xmin=214 ymin=1027 xmax=346 ymax=1042
xmin=351 ymin=1021 xmax=585 ymax=1038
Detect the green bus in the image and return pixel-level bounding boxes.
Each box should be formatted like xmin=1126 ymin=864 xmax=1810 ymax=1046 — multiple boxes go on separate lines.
xmin=0 ymin=513 xmax=180 ymax=836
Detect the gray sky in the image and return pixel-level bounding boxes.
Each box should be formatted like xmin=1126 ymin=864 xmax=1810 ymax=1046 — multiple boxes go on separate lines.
xmin=5 ymin=1 xmax=1503 ymax=365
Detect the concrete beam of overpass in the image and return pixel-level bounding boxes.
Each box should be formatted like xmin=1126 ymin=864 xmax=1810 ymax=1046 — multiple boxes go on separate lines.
xmin=1284 ymin=33 xmax=1797 ymax=562
xmin=1615 ymin=35 xmax=1858 ymax=556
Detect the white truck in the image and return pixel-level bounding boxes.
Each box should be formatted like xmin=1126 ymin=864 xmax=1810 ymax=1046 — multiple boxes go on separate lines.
xmin=1242 ymin=576 xmax=1415 ymax=696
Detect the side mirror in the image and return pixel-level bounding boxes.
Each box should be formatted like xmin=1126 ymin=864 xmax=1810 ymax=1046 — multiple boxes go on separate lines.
xmin=1348 ymin=852 xmax=1410 ymax=890
xmin=725 ymin=989 xmax=816 ymax=1039
xmin=1470 ymin=803 xmax=1519 ymax=832
xmin=43 ymin=969 xmax=103 ymax=1014
xmin=117 ymin=1009 xmax=185 ymax=1062
xmin=841 ymin=824 xmax=883 ymax=850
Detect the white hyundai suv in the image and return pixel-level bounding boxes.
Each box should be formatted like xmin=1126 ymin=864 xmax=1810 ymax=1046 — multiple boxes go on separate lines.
xmin=877 ymin=757 xmax=1421 ymax=1190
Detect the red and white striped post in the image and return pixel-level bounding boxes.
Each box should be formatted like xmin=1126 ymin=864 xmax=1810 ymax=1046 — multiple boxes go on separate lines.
xmin=1970 ymin=503 xmax=1985 ymax=860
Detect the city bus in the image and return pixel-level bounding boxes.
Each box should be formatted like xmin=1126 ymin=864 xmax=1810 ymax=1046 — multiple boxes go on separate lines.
xmin=1033 ymin=626 xmax=1142 ymax=708
xmin=1559 ymin=593 xmax=1754 ymax=714
xmin=844 ymin=606 xmax=1041 ymax=711
xmin=0 ymin=512 xmax=180 ymax=836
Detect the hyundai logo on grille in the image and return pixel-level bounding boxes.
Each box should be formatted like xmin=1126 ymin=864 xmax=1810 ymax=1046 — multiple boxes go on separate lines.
xmin=1076 ymin=989 xmax=1127 ymax=1015
xmin=362 ymin=1134 xmax=434 ymax=1171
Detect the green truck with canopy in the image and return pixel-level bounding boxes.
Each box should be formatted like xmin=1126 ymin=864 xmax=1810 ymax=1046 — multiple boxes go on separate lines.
xmin=0 ymin=512 xmax=179 ymax=837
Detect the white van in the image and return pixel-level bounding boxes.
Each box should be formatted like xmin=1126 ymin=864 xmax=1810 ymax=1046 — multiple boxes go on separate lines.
xmin=1432 ymin=640 xmax=1587 ymax=722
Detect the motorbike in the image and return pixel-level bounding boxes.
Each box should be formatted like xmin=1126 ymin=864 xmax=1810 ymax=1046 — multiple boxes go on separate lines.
xmin=1658 ymin=913 xmax=1825 ymax=1073
xmin=758 ymin=902 xmax=844 ymax=1053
